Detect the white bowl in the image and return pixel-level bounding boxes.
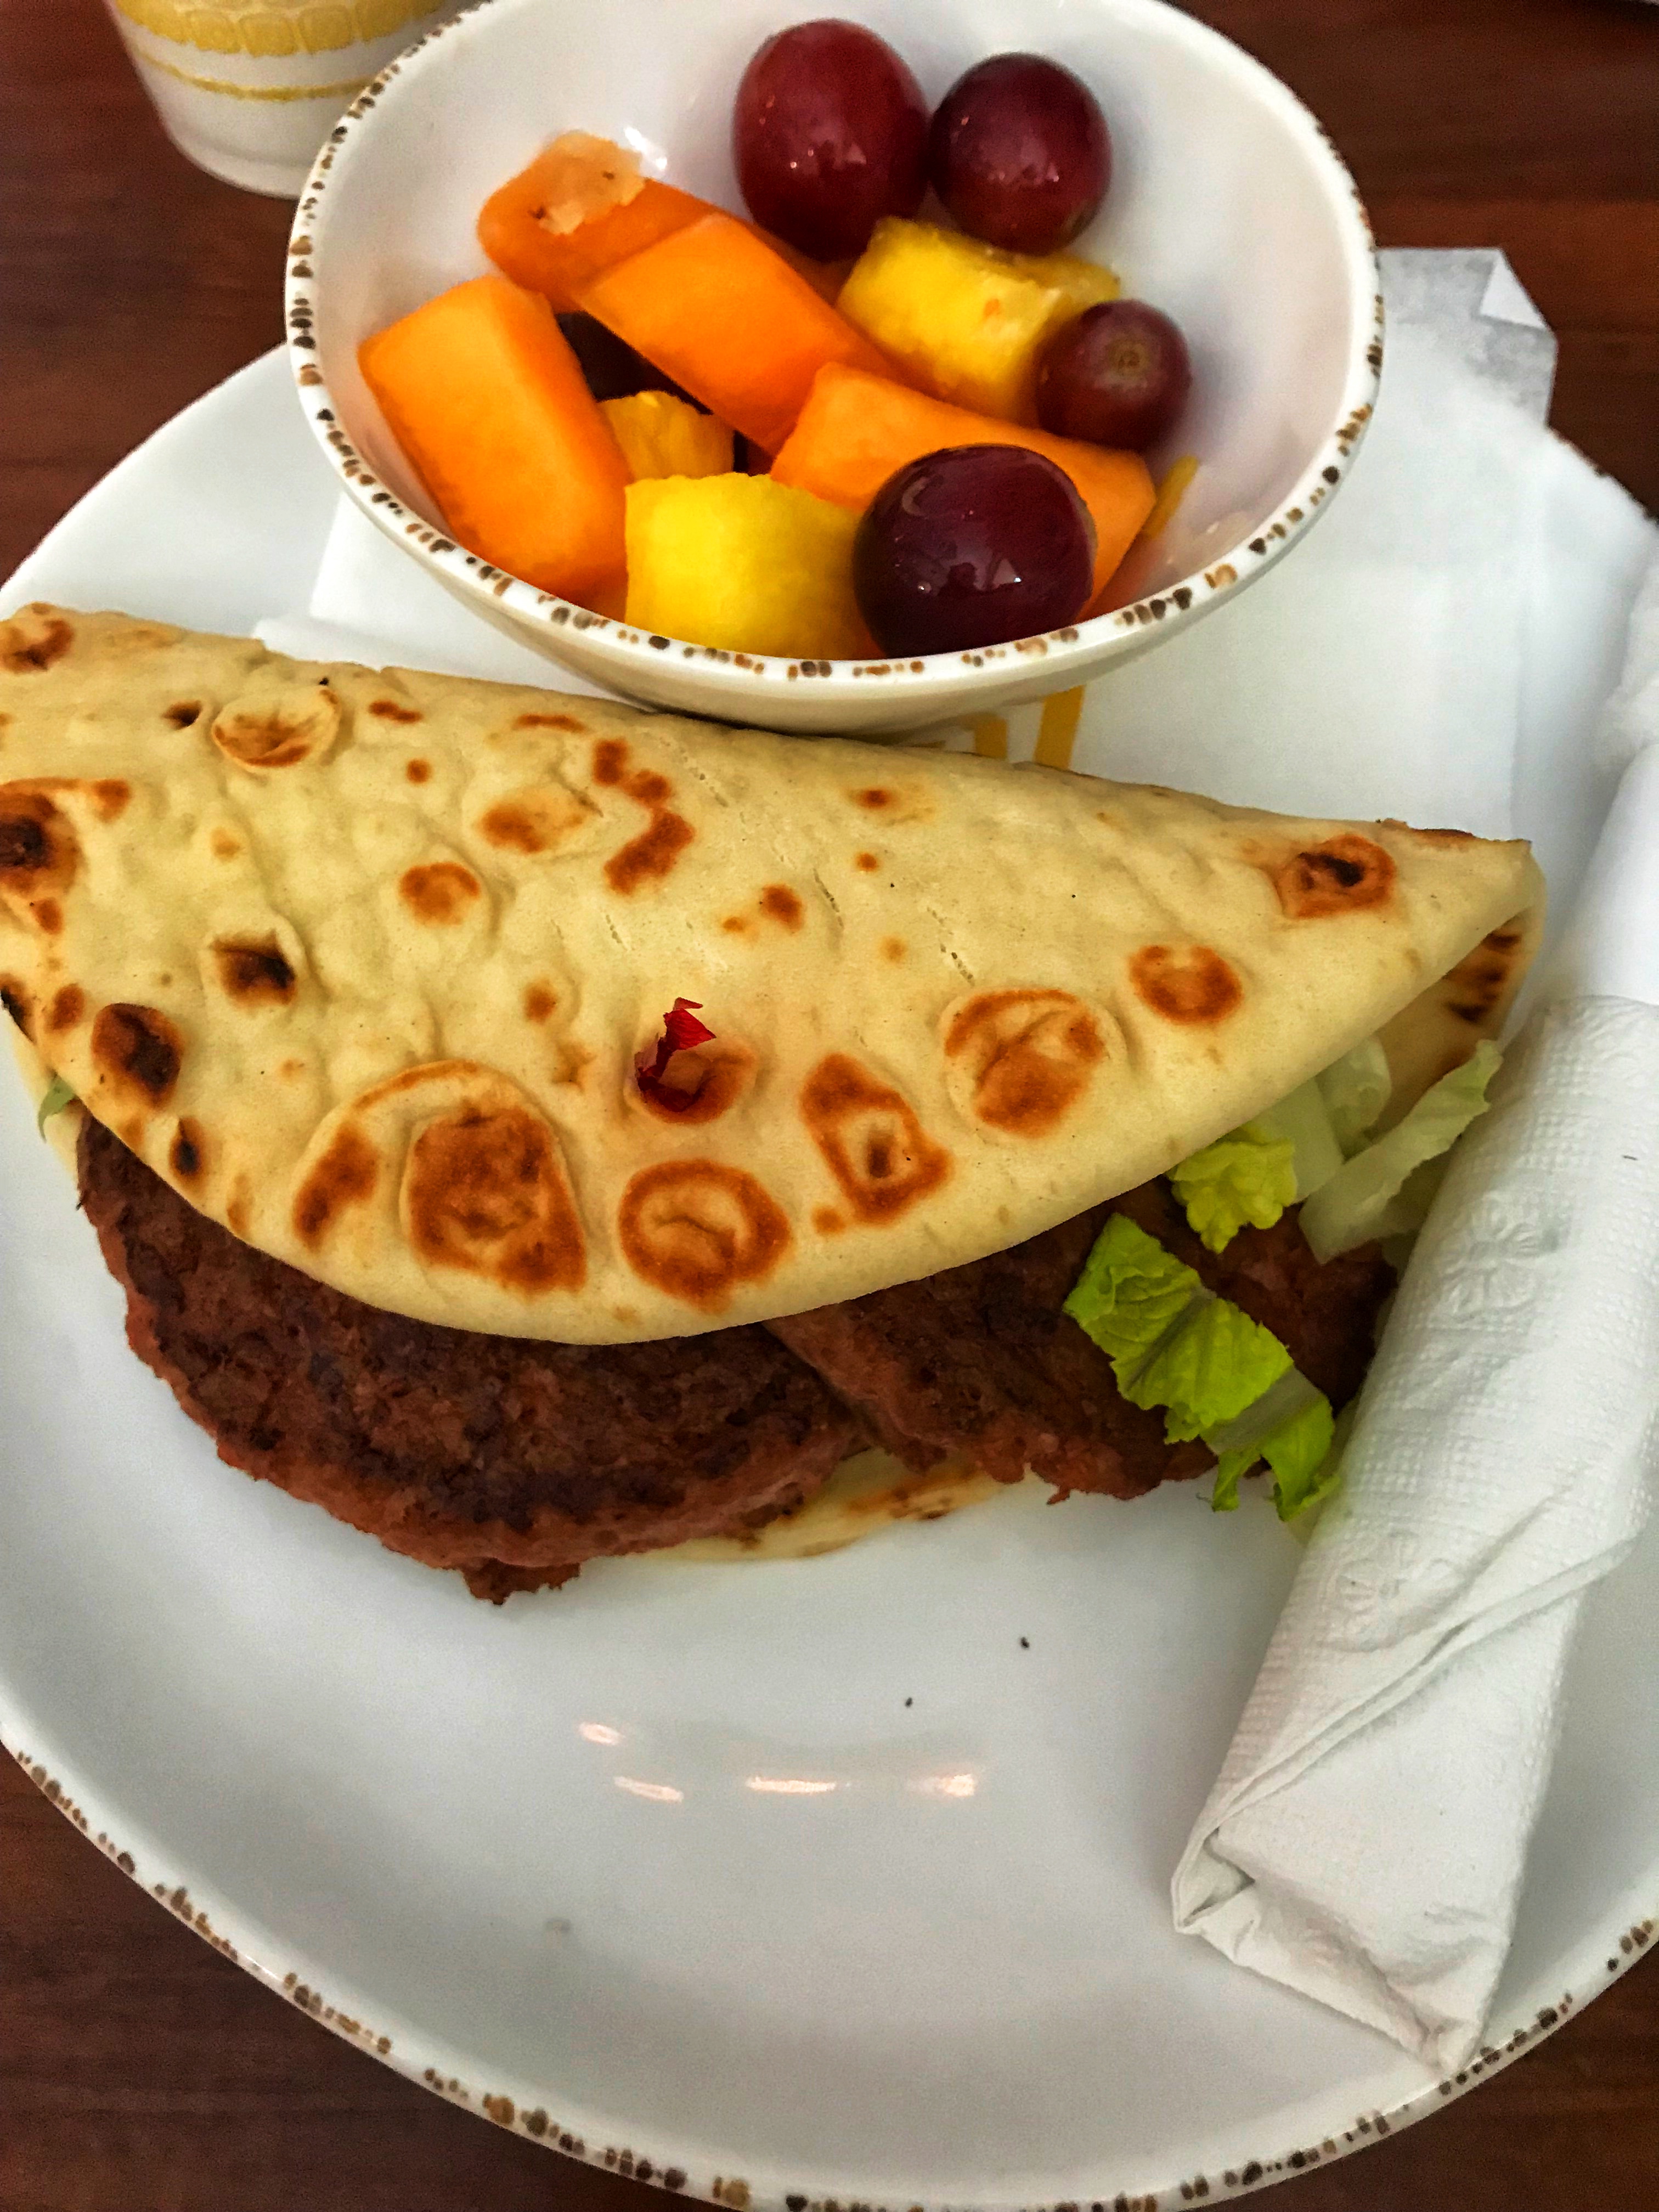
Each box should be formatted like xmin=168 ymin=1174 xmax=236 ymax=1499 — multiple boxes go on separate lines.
xmin=288 ymin=0 xmax=1380 ymax=733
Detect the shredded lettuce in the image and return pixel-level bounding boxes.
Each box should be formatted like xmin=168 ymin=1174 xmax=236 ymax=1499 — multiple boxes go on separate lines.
xmin=36 ymin=1074 xmax=75 ymax=1137
xmin=1135 ymin=1296 xmax=1291 ymax=1442
xmin=1065 ymin=1214 xmax=1335 ymax=1519
xmin=1209 ymin=1447 xmax=1249 ymax=1512
xmin=1263 ymin=1393 xmax=1339 ymax=1520
xmin=1132 ymin=1027 xmax=1495 ymax=1517
xmin=1201 ymin=1365 xmax=1325 ymax=1459
xmin=1169 ymin=1122 xmax=1296 ymax=1253
xmin=1208 ymin=1381 xmax=1336 ymax=1519
xmin=1063 ymin=1216 xmax=1288 ymax=1441
xmin=1316 ymin=1036 xmax=1394 ymax=1156
xmin=1257 ymin=1079 xmax=1346 ymax=1199
xmin=1060 ymin=1213 xmax=1201 ymax=1372
xmin=1288 ymin=1400 xmax=1358 ymax=1543
xmin=1299 ymin=1040 xmax=1502 ymax=1261
xmin=1169 ymin=1039 xmax=1387 ymax=1254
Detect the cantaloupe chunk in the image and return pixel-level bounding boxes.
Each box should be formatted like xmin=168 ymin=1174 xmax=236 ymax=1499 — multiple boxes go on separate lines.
xmin=838 ymin=218 xmax=1121 ymax=423
xmin=578 ymin=213 xmax=893 ymax=458
xmin=771 ymin=364 xmax=1154 ymax=600
xmin=755 ymin=230 xmax=855 ymax=304
xmin=601 ymin=392 xmax=733 ymax=480
xmin=624 ymin=474 xmax=867 ymax=659
xmin=359 ymin=274 xmax=629 ymax=604
xmin=478 ymin=133 xmax=712 ymax=311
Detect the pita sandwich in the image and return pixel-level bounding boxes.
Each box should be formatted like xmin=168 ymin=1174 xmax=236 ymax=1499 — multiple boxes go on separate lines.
xmin=0 ymin=605 xmax=1542 ymax=1592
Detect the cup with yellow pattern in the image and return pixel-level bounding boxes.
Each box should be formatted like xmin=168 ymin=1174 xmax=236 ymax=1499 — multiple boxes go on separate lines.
xmin=104 ymin=1 xmax=471 ymax=197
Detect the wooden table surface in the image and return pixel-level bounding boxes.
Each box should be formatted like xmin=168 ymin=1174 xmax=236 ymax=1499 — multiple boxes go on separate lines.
xmin=3 ymin=0 xmax=1657 ymax=2205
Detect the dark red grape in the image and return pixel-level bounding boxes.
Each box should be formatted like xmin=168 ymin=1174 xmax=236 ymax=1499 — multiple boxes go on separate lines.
xmin=557 ymin=313 xmax=699 ymax=407
xmin=733 ymin=19 xmax=928 ymax=262
xmin=928 ymin=54 xmax=1109 ymax=255
xmin=1035 ymin=300 xmax=1191 ymax=449
xmin=853 ymin=445 xmax=1096 ymax=657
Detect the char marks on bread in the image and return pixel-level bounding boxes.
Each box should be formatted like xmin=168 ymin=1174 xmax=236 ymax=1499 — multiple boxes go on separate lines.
xmin=0 ymin=604 xmax=1541 ymax=1346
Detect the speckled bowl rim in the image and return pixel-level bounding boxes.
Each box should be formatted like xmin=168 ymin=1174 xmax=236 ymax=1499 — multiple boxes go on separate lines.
xmin=5 ymin=1717 xmax=1654 ymax=2209
xmin=284 ymin=0 xmax=1383 ymax=719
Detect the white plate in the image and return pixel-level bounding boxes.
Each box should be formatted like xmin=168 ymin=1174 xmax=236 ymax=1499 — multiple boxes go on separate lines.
xmin=2 ymin=352 xmax=1657 ymax=2209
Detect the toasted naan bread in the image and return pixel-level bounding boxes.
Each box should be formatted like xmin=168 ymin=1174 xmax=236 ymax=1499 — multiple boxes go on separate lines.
xmin=0 ymin=605 xmax=1541 ymax=1342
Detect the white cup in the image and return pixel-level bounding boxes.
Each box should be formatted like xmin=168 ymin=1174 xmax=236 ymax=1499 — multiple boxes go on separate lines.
xmin=103 ymin=1 xmax=471 ymax=199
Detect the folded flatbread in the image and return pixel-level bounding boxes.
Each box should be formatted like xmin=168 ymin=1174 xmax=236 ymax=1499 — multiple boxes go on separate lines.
xmin=0 ymin=604 xmax=1542 ymax=1349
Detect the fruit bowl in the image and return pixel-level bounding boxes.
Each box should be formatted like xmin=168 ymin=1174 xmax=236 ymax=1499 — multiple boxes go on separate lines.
xmin=289 ymin=0 xmax=1380 ymax=733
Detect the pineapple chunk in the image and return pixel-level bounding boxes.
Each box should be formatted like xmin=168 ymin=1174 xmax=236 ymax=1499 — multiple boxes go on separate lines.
xmin=1020 ymin=245 xmax=1125 ymax=320
xmin=624 ymin=474 xmax=866 ymax=659
xmin=837 ymin=217 xmax=1121 ymax=424
xmin=602 ymin=391 xmax=733 ymax=480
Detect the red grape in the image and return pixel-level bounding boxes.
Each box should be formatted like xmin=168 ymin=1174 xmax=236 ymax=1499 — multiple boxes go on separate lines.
xmin=1035 ymin=300 xmax=1192 ymax=449
xmin=853 ymin=445 xmax=1096 ymax=657
xmin=733 ymin=20 xmax=928 ymax=263
xmin=928 ymin=54 xmax=1109 ymax=255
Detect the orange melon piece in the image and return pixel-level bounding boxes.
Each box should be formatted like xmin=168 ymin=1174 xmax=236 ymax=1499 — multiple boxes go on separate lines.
xmin=754 ymin=228 xmax=855 ymax=304
xmin=477 ymin=133 xmax=712 ymax=311
xmin=771 ymin=364 xmax=1155 ymax=600
xmin=577 ymin=213 xmax=893 ymax=458
xmin=358 ymin=274 xmax=629 ymax=604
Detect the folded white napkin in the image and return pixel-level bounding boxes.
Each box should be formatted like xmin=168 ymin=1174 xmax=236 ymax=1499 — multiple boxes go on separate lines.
xmin=1172 ymin=553 xmax=1659 ymax=2070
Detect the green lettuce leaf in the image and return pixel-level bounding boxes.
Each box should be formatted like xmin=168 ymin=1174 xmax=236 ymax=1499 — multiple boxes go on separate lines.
xmin=1062 ymin=1213 xmax=1202 ymax=1372
xmin=1065 ymin=1216 xmax=1291 ymax=1442
xmin=1169 ymin=1122 xmax=1297 ymax=1253
xmin=1316 ymin=1036 xmax=1394 ymax=1155
xmin=1169 ymin=1051 xmax=1367 ymax=1255
xmin=1256 ymin=1079 xmax=1346 ymax=1199
xmin=1299 ymin=1039 xmax=1502 ymax=1261
xmin=1138 ymin=1297 xmax=1293 ymax=1442
xmin=1288 ymin=1400 xmax=1359 ymax=1544
xmin=36 ymin=1074 xmax=76 ymax=1137
xmin=1263 ymin=1392 xmax=1339 ymax=1520
xmin=1210 ymin=1447 xmax=1251 ymax=1513
xmin=1201 ymin=1364 xmax=1323 ymax=1455
xmin=1068 ymin=1214 xmax=1338 ymax=1521
xmin=1205 ymin=1380 xmax=1336 ymax=1517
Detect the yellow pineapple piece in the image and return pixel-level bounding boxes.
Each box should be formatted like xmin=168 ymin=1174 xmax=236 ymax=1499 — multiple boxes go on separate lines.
xmin=1022 ymin=245 xmax=1124 ymax=321
xmin=601 ymin=391 xmax=734 ymax=481
xmin=837 ymin=217 xmax=1121 ymax=424
xmin=624 ymin=473 xmax=867 ymax=659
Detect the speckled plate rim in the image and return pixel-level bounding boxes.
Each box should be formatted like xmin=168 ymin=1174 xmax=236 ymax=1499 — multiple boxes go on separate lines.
xmin=2 ymin=1709 xmax=1654 ymax=2211
xmin=284 ymin=0 xmax=1384 ymax=721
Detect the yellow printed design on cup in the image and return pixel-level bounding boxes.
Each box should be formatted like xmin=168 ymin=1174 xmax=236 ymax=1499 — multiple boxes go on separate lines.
xmin=109 ymin=1 xmax=437 ymax=52
xmin=103 ymin=0 xmax=465 ymax=196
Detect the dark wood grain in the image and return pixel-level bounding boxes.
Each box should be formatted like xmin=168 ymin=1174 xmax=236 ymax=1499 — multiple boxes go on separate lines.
xmin=2 ymin=1 xmax=1657 ymax=2207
